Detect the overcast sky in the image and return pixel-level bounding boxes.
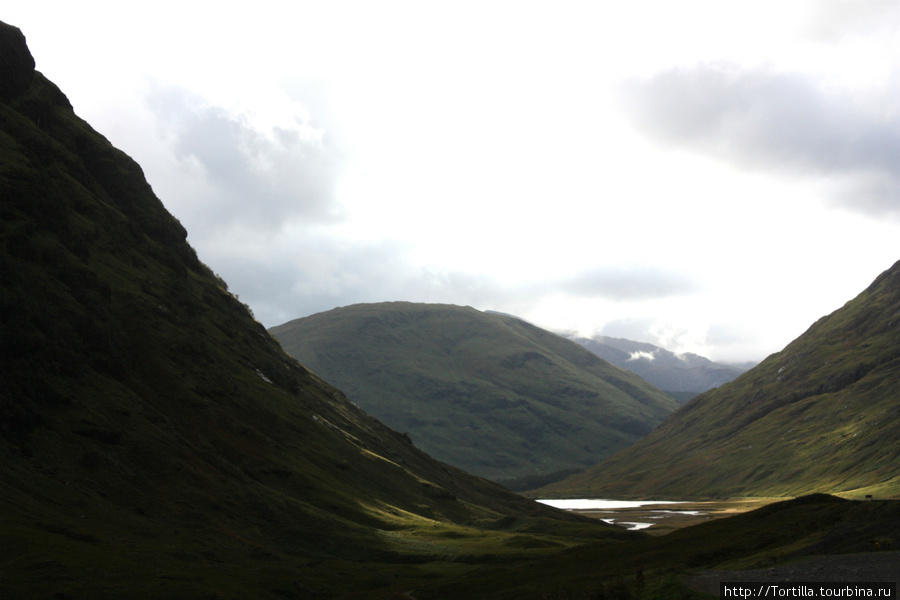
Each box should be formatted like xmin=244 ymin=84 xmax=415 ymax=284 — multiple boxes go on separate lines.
xmin=8 ymin=1 xmax=899 ymax=363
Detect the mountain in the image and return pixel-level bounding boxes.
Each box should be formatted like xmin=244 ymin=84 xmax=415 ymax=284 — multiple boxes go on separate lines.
xmin=5 ymin=23 xmax=899 ymax=600
xmin=538 ymin=260 xmax=900 ymax=499
xmin=568 ymin=335 xmax=749 ymax=402
xmin=0 ymin=22 xmax=620 ymax=599
xmin=270 ymin=303 xmax=680 ymax=487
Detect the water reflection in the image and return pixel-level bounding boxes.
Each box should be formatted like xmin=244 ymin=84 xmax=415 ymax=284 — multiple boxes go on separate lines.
xmin=537 ymin=498 xmax=695 ymax=532
xmin=536 ymin=499 xmax=684 ymax=510
xmin=607 ymin=520 xmax=654 ymax=530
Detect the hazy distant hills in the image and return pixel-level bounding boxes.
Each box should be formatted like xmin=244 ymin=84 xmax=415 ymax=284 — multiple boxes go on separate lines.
xmin=0 ymin=22 xmax=620 ymax=598
xmin=270 ymin=303 xmax=679 ymax=487
xmin=568 ymin=335 xmax=750 ymax=402
xmin=539 ymin=260 xmax=900 ymax=500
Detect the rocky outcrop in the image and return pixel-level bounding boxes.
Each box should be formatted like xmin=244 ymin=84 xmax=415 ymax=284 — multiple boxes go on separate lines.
xmin=0 ymin=22 xmax=35 ymax=101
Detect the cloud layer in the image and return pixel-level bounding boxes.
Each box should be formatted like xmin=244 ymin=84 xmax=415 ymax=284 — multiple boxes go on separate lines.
xmin=622 ymin=64 xmax=900 ymax=219
xmin=146 ymin=86 xmax=346 ymax=235
xmin=10 ymin=1 xmax=897 ymax=364
xmin=561 ymin=266 xmax=698 ymax=302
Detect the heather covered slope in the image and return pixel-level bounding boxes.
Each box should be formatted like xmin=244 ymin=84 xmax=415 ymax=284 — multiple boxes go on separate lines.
xmin=539 ymin=260 xmax=900 ymax=499
xmin=270 ymin=303 xmax=679 ymax=486
xmin=0 ymin=22 xmax=615 ymax=599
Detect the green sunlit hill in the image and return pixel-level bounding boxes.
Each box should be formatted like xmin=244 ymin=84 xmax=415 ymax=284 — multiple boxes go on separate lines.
xmin=270 ymin=303 xmax=680 ymax=488
xmin=0 ymin=22 xmax=620 ymax=599
xmin=538 ymin=260 xmax=900 ymax=500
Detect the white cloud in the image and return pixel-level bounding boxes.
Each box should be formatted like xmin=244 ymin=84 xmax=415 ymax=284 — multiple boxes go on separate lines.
xmin=805 ymin=0 xmax=900 ymax=42
xmin=621 ymin=64 xmax=900 ymax=220
xmin=628 ymin=351 xmax=656 ymax=362
xmin=561 ymin=266 xmax=699 ymax=302
xmin=5 ymin=0 xmax=898 ymax=363
xmin=144 ymin=85 xmax=346 ymax=237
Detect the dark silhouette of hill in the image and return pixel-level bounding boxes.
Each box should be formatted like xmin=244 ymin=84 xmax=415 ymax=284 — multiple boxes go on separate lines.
xmin=270 ymin=302 xmax=679 ymax=487
xmin=0 ymin=21 xmax=616 ymax=598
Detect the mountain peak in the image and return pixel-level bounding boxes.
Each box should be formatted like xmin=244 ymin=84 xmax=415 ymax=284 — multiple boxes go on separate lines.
xmin=0 ymin=21 xmax=35 ymax=100
xmin=270 ymin=302 xmax=679 ymax=487
xmin=568 ymin=334 xmax=748 ymax=398
xmin=2 ymin=25 xmax=617 ymax=598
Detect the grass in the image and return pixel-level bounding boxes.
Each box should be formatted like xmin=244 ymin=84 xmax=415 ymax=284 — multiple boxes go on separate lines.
xmin=414 ymin=495 xmax=900 ymax=600
xmin=270 ymin=303 xmax=679 ymax=484
xmin=536 ymin=260 xmax=900 ymax=499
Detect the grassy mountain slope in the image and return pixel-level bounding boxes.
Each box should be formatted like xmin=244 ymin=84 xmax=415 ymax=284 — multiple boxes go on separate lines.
xmin=0 ymin=22 xmax=620 ymax=599
xmin=538 ymin=260 xmax=900 ymax=499
xmin=570 ymin=335 xmax=749 ymax=400
xmin=270 ymin=303 xmax=679 ymax=485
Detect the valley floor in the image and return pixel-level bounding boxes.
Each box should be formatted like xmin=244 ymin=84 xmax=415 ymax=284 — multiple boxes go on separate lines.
xmin=560 ymin=497 xmax=783 ymax=535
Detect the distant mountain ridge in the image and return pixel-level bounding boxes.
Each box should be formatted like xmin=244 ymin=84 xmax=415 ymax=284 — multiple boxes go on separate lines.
xmin=270 ymin=303 xmax=679 ymax=487
xmin=568 ymin=335 xmax=750 ymax=401
xmin=539 ymin=260 xmax=900 ymax=499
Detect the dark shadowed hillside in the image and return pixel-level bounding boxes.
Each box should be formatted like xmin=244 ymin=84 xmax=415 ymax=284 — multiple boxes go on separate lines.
xmin=539 ymin=260 xmax=900 ymax=499
xmin=419 ymin=494 xmax=900 ymax=599
xmin=270 ymin=303 xmax=679 ymax=486
xmin=0 ymin=21 xmax=618 ymax=599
